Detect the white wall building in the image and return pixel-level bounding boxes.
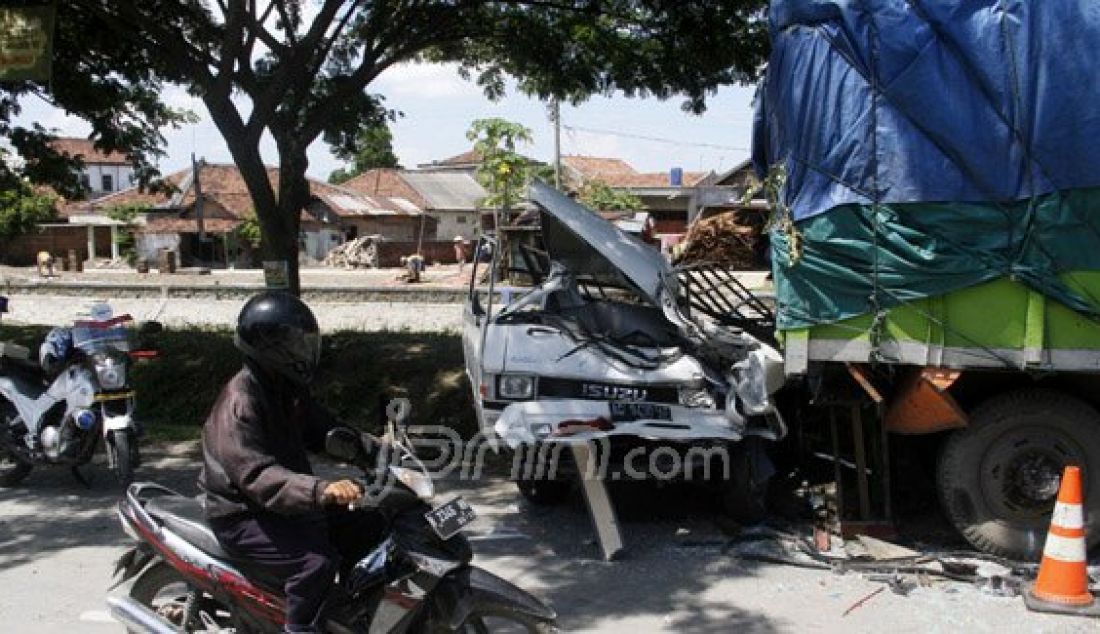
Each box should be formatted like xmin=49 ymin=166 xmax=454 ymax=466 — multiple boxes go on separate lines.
xmin=51 ymin=137 xmax=134 ymax=199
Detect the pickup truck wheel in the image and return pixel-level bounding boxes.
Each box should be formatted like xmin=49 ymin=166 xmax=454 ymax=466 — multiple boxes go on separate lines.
xmin=937 ymin=389 xmax=1100 ymax=561
xmin=719 ymin=444 xmax=769 ymax=524
xmin=512 ymin=444 xmax=573 ymax=505
xmin=516 ymin=479 xmax=571 ymax=506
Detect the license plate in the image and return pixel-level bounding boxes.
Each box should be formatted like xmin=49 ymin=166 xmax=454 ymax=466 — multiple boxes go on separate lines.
xmin=610 ymin=402 xmax=673 ymax=422
xmin=425 ymin=497 xmax=477 ymax=540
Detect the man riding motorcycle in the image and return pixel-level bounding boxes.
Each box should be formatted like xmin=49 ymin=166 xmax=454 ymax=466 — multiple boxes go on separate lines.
xmin=199 ymin=291 xmax=382 ymax=633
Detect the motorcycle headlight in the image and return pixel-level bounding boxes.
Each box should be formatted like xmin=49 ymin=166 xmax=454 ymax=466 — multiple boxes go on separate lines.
xmin=389 ymin=466 xmax=435 ymax=501
xmin=93 ymin=354 xmax=127 ymax=390
xmin=679 ymin=387 xmax=716 ymax=409
xmin=498 ymin=374 xmax=534 ymax=400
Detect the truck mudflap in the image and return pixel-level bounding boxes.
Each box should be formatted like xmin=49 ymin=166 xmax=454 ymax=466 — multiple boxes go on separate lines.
xmin=493 ymin=399 xmax=744 ymax=449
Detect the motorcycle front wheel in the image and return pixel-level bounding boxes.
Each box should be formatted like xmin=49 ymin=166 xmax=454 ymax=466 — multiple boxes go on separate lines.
xmin=0 ymin=402 xmax=32 ymax=486
xmin=108 ymin=430 xmax=135 ymax=486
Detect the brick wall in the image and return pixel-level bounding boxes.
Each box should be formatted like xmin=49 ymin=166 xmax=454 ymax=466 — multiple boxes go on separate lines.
xmin=1 ymin=225 xmax=113 ymax=265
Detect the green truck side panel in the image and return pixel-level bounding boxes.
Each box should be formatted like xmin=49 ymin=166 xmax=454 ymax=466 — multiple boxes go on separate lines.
xmin=800 ymin=273 xmax=1100 ymax=353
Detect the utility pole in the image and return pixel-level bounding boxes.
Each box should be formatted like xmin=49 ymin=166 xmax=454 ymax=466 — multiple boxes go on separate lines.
xmin=192 ymin=153 xmax=206 ymax=243
xmin=549 ymin=98 xmax=562 ymax=189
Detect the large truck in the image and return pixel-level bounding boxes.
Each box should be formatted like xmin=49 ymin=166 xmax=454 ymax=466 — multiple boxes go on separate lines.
xmin=753 ymin=0 xmax=1100 ymax=560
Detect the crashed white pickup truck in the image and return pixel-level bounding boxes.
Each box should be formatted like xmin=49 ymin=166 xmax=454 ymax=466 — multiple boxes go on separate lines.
xmin=462 ymin=182 xmax=785 ymax=518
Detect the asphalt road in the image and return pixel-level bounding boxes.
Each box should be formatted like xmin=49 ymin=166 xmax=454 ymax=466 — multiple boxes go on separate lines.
xmin=0 ymin=445 xmax=1092 ymax=633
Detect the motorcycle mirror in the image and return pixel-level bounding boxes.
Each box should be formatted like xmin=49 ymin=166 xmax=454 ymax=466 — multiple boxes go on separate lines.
xmin=386 ymin=398 xmax=412 ymax=428
xmin=137 ymin=320 xmax=164 ymax=335
xmin=326 ymin=428 xmax=364 ymax=463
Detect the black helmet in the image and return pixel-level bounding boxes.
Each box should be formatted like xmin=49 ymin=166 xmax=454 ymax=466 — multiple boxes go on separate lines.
xmin=234 ymin=292 xmax=321 ymax=386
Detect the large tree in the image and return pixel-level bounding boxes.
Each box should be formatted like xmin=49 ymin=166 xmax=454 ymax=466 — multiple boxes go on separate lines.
xmin=71 ymin=0 xmax=768 ymax=294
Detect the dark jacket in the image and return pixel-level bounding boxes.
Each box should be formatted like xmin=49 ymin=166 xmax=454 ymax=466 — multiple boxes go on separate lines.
xmin=200 ymin=364 xmax=339 ymax=519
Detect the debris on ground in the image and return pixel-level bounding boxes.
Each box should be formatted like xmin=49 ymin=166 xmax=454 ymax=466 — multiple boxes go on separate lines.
xmin=842 ymin=586 xmax=885 ymax=616
xmin=866 ymin=573 xmax=917 ymax=596
xmin=672 ymin=210 xmax=767 ymax=269
xmin=723 ymin=524 xmax=1040 ymax=601
xmin=850 ymin=534 xmax=921 ymax=561
xmin=324 ymin=235 xmax=383 ymax=269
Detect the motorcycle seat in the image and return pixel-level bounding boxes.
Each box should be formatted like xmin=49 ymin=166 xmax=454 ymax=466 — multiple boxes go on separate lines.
xmin=144 ymin=496 xmax=286 ymax=593
xmin=145 ymin=496 xmax=230 ymax=559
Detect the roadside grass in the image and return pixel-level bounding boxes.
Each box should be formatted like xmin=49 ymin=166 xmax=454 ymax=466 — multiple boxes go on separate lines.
xmin=0 ymin=324 xmax=475 ymax=442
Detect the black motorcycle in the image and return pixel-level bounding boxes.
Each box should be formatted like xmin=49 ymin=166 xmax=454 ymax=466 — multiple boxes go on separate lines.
xmin=109 ymin=418 xmax=557 ymax=632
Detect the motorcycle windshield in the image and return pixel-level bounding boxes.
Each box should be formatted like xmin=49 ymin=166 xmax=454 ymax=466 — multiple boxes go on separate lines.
xmin=72 ymin=324 xmax=133 ymax=355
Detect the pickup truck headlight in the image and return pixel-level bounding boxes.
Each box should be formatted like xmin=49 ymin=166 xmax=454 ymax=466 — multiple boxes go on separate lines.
xmin=679 ymin=387 xmax=716 ymax=409
xmin=498 ymin=374 xmax=535 ymax=400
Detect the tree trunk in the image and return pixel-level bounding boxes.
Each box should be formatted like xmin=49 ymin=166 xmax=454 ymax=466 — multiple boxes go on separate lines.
xmin=273 ymin=141 xmax=312 ymax=296
xmin=257 ymin=195 xmax=302 ymax=295
xmin=202 ymin=99 xmax=315 ymax=295
xmin=231 ymin=154 xmax=302 ymax=295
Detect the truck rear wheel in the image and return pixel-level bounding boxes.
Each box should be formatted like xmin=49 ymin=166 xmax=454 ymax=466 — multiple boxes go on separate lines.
xmin=937 ymin=389 xmax=1100 ymax=560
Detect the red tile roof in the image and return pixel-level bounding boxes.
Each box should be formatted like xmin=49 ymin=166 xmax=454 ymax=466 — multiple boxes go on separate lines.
xmin=563 ymin=155 xmax=638 ymax=180
xmin=609 ymin=171 xmax=710 ymax=187
xmin=435 ymin=149 xmax=482 ymax=165
xmin=340 ymin=169 xmax=429 ymax=208
xmin=49 ymin=137 xmax=129 ymax=165
xmin=563 ymin=155 xmax=708 ymax=188
xmin=62 ymin=163 xmax=420 ymax=222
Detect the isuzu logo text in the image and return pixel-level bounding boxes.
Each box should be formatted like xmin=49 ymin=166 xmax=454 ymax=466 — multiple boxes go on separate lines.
xmin=581 ymin=384 xmax=648 ymax=401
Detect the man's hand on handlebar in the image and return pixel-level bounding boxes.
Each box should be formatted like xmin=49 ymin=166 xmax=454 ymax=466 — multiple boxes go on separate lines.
xmin=322 ymin=479 xmax=363 ymax=506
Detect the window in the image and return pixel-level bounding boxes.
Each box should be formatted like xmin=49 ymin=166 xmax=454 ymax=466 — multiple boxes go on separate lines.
xmin=456 ymin=215 xmax=468 ymax=224
xmin=101 ymin=174 xmax=114 ymax=192
xmin=80 ymin=174 xmax=90 ymax=190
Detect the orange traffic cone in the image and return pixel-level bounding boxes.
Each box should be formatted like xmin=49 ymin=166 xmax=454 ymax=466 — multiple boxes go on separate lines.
xmin=1023 ymin=466 xmax=1100 ymax=617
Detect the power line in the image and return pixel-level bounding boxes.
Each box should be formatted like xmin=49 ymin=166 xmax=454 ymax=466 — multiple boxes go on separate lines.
xmin=563 ymin=124 xmax=749 ymax=152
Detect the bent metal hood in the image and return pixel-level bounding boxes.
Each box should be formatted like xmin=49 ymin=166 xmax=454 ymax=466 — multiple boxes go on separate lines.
xmin=528 ymin=182 xmax=695 ymax=335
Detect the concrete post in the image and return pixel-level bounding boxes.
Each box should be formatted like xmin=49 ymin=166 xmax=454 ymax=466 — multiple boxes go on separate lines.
xmin=86 ymin=225 xmax=95 ymax=261
xmin=110 ymin=225 xmax=120 ymax=260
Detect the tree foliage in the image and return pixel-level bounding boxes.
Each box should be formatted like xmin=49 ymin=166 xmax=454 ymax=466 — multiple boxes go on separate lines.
xmin=234 ymin=211 xmax=263 ymax=249
xmin=67 ymin=0 xmax=769 ymax=293
xmin=0 ymin=3 xmax=193 ymax=199
xmin=328 ymin=121 xmax=401 ymax=184
xmin=577 ymin=179 xmax=644 ymax=212
xmin=466 ymin=118 xmax=535 ymax=211
xmin=0 ymin=183 xmax=56 ymax=240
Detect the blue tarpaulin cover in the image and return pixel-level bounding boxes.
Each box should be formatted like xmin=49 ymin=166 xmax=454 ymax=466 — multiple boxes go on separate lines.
xmin=753 ymin=0 xmax=1100 ymax=331
xmin=754 ymin=0 xmax=1100 ymax=222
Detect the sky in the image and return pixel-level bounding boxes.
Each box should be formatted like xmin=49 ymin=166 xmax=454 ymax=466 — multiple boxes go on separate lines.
xmin=15 ymin=61 xmax=758 ymax=182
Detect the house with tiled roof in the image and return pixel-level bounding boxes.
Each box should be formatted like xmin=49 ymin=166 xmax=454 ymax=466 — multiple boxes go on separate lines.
xmin=62 ymin=162 xmax=429 ymax=267
xmin=50 ymin=137 xmax=134 ymax=199
xmin=343 ymin=168 xmax=485 ymax=240
xmin=415 ymin=148 xmax=543 ymax=176
xmin=561 ymin=154 xmax=713 ymax=236
xmin=416 ymin=149 xmax=484 ymax=173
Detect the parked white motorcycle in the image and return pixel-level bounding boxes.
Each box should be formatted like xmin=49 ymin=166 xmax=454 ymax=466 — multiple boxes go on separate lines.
xmin=0 ymin=303 xmax=159 ymax=486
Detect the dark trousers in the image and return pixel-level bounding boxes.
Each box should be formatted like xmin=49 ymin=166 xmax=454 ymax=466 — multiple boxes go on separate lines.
xmin=211 ymin=510 xmax=384 ymax=632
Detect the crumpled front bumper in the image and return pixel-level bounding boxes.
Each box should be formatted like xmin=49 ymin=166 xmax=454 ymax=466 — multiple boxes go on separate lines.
xmin=493 ymin=399 xmax=744 ymax=449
